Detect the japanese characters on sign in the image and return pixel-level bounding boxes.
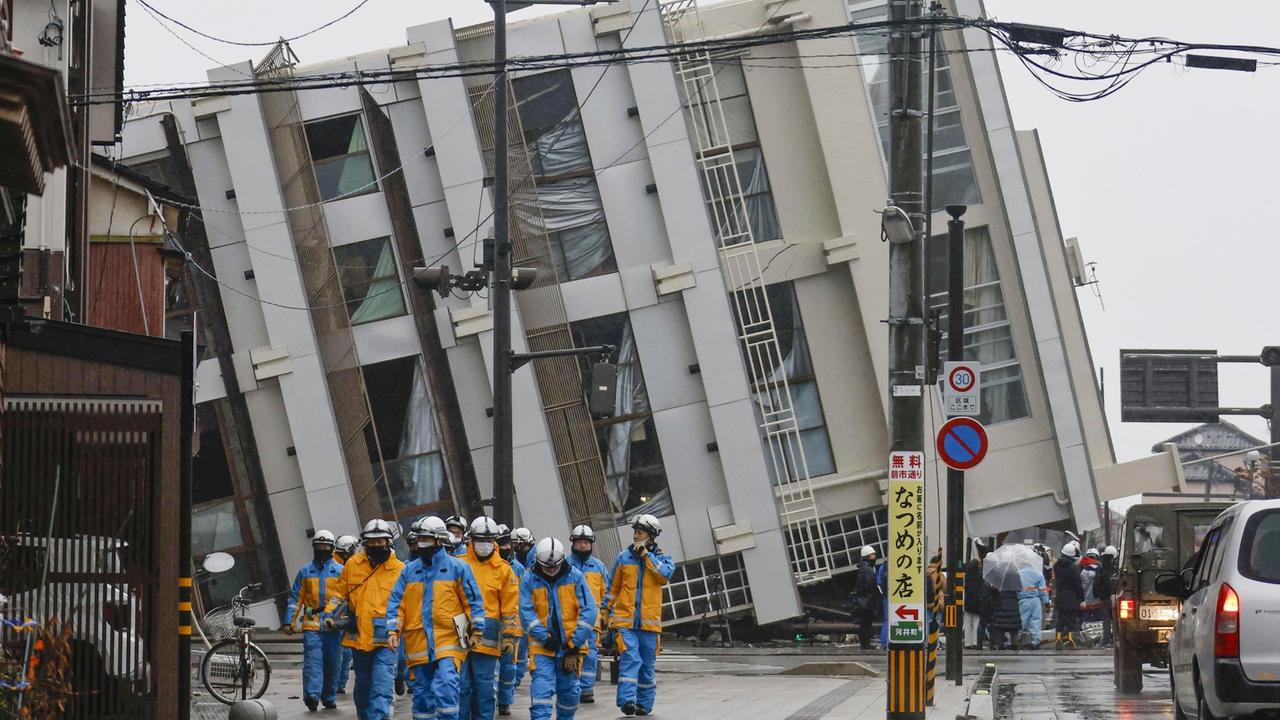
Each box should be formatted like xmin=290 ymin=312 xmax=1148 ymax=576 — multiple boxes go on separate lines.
xmin=887 ymin=450 xmax=926 ymax=645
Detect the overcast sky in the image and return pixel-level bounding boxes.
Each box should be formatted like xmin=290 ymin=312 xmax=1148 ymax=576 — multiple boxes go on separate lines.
xmin=120 ymin=0 xmax=1278 ymax=464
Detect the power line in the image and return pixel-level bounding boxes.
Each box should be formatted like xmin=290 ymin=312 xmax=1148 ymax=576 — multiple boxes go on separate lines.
xmin=136 ymin=0 xmax=376 ymax=48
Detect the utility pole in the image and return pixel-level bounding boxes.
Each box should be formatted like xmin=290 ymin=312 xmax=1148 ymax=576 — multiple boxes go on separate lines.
xmin=885 ymin=0 xmax=927 ymax=717
xmin=943 ymin=204 xmax=965 ymax=685
xmin=490 ymin=0 xmax=515 ymax=526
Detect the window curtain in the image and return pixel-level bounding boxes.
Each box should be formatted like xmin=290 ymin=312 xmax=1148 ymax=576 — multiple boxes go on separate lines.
xmin=347 ymin=241 xmax=403 ymax=324
xmin=513 ymin=176 xmax=612 ymax=280
xmin=709 ymin=149 xmax=781 ymax=245
xmin=603 ymin=323 xmax=648 ymax=513
xmin=389 ymin=361 xmax=446 ymax=507
xmin=528 ymin=119 xmax=590 ymax=177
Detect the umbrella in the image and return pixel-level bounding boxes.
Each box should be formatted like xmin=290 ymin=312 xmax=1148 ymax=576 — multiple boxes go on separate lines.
xmin=982 ymin=544 xmax=1045 ymax=592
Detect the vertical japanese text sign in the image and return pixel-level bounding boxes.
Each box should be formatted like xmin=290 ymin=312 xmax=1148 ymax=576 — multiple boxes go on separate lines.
xmin=887 ymin=451 xmax=926 ymax=644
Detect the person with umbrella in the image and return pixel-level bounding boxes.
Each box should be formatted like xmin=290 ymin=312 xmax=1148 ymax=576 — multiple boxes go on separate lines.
xmin=1017 ymin=558 xmax=1049 ymax=649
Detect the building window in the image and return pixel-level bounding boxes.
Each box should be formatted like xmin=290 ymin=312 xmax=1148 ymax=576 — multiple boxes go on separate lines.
xmin=734 ymin=282 xmax=837 ymax=484
xmin=304 ymin=113 xmax=378 ymax=202
xmin=926 ymin=227 xmax=1029 ymax=425
xmin=852 ymin=4 xmax=980 ymax=211
xmin=788 ymin=507 xmax=889 ymax=574
xmin=512 ymin=70 xmax=617 ymax=282
xmin=332 ymin=237 xmax=406 ymax=324
xmin=570 ymin=313 xmax=672 ymax=518
xmin=361 ymin=356 xmax=451 ymax=517
xmin=683 ymin=60 xmax=782 ymax=246
xmin=663 ymin=552 xmax=752 ymax=623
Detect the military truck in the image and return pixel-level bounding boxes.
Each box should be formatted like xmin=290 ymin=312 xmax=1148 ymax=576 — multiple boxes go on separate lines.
xmin=1113 ymin=501 xmax=1231 ymax=693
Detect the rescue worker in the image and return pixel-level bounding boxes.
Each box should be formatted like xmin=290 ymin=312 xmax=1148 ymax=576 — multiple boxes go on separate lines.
xmin=497 ymin=524 xmax=526 ymax=716
xmin=333 ymin=534 xmax=359 ymax=695
xmin=459 ymin=517 xmax=521 ymax=720
xmin=512 ymin=527 xmax=537 ymax=569
xmin=284 ymin=530 xmax=344 ymax=711
xmin=1053 ymin=542 xmax=1085 ymax=649
xmin=964 ymin=538 xmax=990 ymax=649
xmin=387 ymin=516 xmax=485 ymax=720
xmin=1017 ymin=557 xmax=1049 ymax=649
xmin=605 ymin=515 xmax=674 ymax=716
xmin=323 ymin=519 xmax=405 ymax=720
xmin=1098 ymin=545 xmax=1118 ymax=647
xmin=848 ymin=546 xmax=881 ymax=650
xmin=566 ymin=525 xmax=609 ymax=704
xmin=510 ymin=526 xmax=537 ymax=697
xmin=446 ymin=515 xmax=470 ymax=556
xmin=520 ymin=537 xmax=599 ymax=720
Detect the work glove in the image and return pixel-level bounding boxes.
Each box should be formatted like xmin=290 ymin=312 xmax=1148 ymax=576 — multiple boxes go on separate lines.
xmin=322 ymin=615 xmax=336 ymax=631
xmin=500 ymin=634 xmax=517 ymax=658
xmin=467 ymin=621 xmax=484 ymax=650
xmin=541 ymin=633 xmax=561 ymax=653
xmin=601 ymin=628 xmax=616 ymax=654
xmin=561 ymin=650 xmax=584 ymax=675
xmin=631 ymin=543 xmax=648 ymax=558
xmin=281 ymin=624 xmax=295 ymax=635
xmin=388 ymin=632 xmax=400 ymax=651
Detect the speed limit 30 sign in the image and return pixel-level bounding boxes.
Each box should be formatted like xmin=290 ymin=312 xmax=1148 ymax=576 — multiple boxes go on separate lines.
xmin=942 ymin=361 xmax=981 ymax=416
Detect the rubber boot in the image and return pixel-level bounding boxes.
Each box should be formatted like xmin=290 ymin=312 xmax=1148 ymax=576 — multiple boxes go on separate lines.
xmin=1054 ymin=632 xmax=1063 ymax=651
xmin=1067 ymin=632 xmax=1082 ymax=650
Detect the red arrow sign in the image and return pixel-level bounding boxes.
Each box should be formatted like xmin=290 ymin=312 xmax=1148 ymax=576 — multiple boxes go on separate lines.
xmin=894 ymin=605 xmax=920 ymax=621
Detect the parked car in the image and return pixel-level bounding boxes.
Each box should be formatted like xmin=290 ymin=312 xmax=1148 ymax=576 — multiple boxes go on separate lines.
xmin=1113 ymin=501 xmax=1230 ymax=693
xmin=0 ymin=535 xmax=149 ymax=718
xmin=1162 ymin=499 xmax=1280 ymax=719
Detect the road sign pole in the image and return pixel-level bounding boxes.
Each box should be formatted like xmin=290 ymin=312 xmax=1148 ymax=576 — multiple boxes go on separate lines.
xmin=944 ymin=205 xmax=966 ymax=684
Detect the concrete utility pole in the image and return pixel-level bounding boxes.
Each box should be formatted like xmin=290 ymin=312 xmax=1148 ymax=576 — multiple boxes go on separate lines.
xmin=885 ymin=0 xmax=927 ymax=717
xmin=943 ymin=205 xmax=965 ymax=684
xmin=490 ymin=0 xmax=515 ymax=526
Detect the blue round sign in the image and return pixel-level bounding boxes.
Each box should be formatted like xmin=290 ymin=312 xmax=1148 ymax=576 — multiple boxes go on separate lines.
xmin=937 ymin=417 xmax=988 ymax=470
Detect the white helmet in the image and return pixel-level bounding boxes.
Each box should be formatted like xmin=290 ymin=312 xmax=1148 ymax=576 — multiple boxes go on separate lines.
xmin=335 ymin=535 xmax=359 ymax=553
xmin=469 ymin=516 xmax=501 ymax=540
xmin=534 ymin=537 xmax=566 ymax=568
xmin=860 ymin=545 xmax=876 ymax=559
xmin=496 ymin=524 xmax=512 ymax=544
xmin=631 ymin=514 xmax=662 ymax=537
xmin=1061 ymin=542 xmax=1079 ymax=558
xmin=445 ymin=515 xmax=468 ymax=533
xmin=361 ymin=518 xmax=396 ymax=541
xmin=312 ymin=530 xmax=336 ymax=546
xmin=1103 ymin=545 xmax=1118 ymax=558
xmin=1085 ymin=548 xmax=1100 ymax=558
xmin=419 ymin=516 xmax=450 ymax=542
xmin=405 ymin=519 xmax=426 ymax=542
xmin=570 ymin=525 xmax=595 ymax=542
xmin=511 ymin=528 xmax=535 ymax=546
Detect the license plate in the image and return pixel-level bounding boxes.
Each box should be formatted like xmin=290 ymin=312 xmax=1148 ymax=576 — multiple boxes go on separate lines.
xmin=1141 ymin=606 xmax=1179 ymax=622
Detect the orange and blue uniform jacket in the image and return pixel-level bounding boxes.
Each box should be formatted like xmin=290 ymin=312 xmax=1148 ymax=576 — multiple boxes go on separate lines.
xmin=286 ymin=557 xmax=344 ymax=632
xmin=567 ymin=553 xmax=610 ymax=629
xmin=385 ymin=549 xmax=485 ymax=667
xmin=519 ymin=564 xmax=598 ymax=657
xmin=461 ymin=546 xmax=522 ymax=657
xmin=606 ymin=547 xmax=675 ymax=632
xmin=323 ymin=551 xmax=406 ymax=651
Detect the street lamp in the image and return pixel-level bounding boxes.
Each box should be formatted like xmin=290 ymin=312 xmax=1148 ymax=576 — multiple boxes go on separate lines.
xmin=880 ymin=204 xmax=916 ymax=244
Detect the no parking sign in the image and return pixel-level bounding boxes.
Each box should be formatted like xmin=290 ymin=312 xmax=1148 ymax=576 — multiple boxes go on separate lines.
xmin=936 ymin=416 xmax=988 ymax=471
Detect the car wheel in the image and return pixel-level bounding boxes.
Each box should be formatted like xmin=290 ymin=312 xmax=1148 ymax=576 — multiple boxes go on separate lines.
xmin=1170 ymin=666 xmax=1189 ymax=720
xmin=1195 ymin=674 xmax=1219 ymax=720
xmin=1115 ymin=642 xmax=1144 ymax=694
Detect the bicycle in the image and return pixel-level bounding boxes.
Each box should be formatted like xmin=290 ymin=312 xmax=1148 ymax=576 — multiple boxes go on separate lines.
xmin=199 ymin=583 xmax=272 ymax=704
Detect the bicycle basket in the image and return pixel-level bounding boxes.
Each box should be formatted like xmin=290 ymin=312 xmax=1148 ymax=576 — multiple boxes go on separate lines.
xmin=202 ymin=605 xmax=238 ymax=642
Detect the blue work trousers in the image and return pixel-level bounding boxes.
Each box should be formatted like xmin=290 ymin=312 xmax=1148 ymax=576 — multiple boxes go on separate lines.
xmin=578 ymin=632 xmax=599 ymax=696
xmin=615 ymin=628 xmax=658 ymax=712
xmin=352 ymin=647 xmax=397 ymax=720
xmin=530 ymin=654 xmax=581 ymax=720
xmin=338 ymin=646 xmax=353 ymax=692
xmin=498 ymin=647 xmax=518 ymax=707
xmin=410 ymin=657 xmax=461 ymax=720
xmin=514 ymin=636 xmax=530 ymax=689
xmin=302 ymin=629 xmax=343 ymax=703
xmin=1018 ymin=596 xmax=1045 ymax=646
xmin=459 ymin=652 xmax=499 ymax=720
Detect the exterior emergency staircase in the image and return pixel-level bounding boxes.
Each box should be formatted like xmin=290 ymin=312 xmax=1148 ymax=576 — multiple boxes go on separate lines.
xmin=660 ymin=0 xmax=833 ymax=586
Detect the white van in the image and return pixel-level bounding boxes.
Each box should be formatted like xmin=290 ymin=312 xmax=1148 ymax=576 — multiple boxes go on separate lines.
xmin=1162 ymin=499 xmax=1280 ymax=719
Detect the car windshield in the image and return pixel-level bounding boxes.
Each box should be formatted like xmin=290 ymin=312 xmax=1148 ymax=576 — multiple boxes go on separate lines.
xmin=1239 ymin=509 xmax=1280 ymax=584
xmin=1131 ymin=519 xmax=1167 ymax=556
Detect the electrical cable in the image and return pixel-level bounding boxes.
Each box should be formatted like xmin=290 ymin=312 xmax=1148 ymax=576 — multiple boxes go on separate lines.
xmin=136 ymin=0 xmax=375 ymax=48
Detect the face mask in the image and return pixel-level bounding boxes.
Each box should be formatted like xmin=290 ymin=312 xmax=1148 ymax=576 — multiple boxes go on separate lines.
xmin=499 ymin=547 xmax=513 ymax=561
xmin=416 ymin=542 xmax=441 ymax=560
xmin=365 ymin=545 xmax=391 ymax=565
xmin=474 ymin=541 xmax=496 ymax=558
xmin=572 ymin=549 xmax=592 ymax=563
xmin=536 ymin=562 xmax=561 ymax=578
xmin=314 ymin=549 xmax=333 ymax=565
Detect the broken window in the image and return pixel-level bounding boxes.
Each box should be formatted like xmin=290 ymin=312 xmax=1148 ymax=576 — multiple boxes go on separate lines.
xmin=332 ymin=237 xmax=406 ymax=325
xmin=570 ymin=313 xmax=671 ymax=518
xmin=305 ymin=113 xmax=378 ymax=202
xmin=361 ymin=355 xmax=450 ymax=516
xmin=512 ymin=69 xmax=617 ymax=282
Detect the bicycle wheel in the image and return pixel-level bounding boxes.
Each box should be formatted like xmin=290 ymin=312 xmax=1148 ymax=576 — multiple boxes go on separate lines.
xmin=200 ymin=639 xmax=272 ymax=704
